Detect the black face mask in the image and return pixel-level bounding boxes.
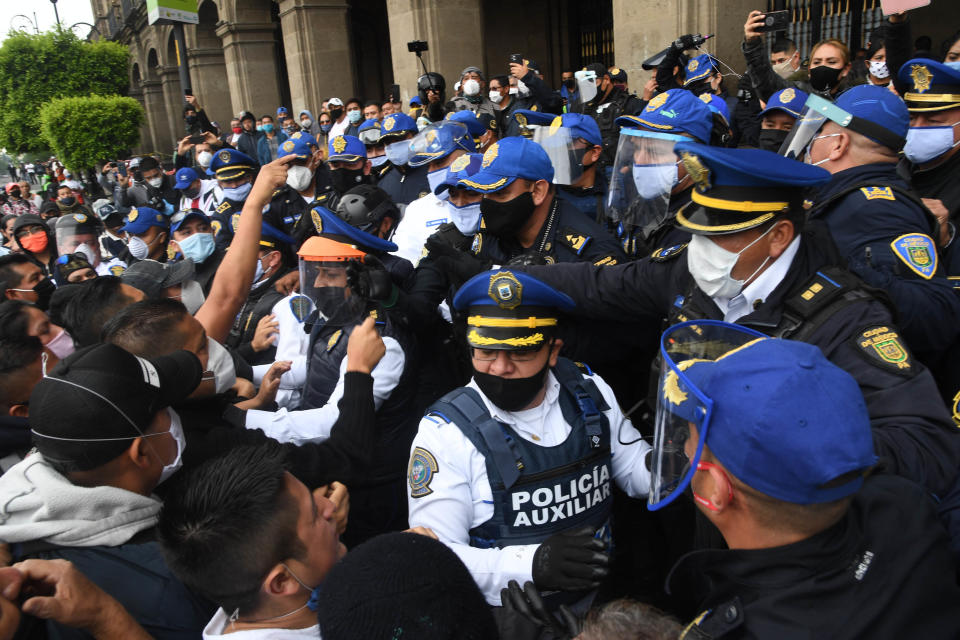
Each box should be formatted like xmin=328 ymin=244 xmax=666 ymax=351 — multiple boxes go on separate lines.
xmin=329 ymin=108 xmax=344 ymax=121
xmin=564 ymin=78 xmax=576 ymax=90
xmin=180 ymin=186 xmax=201 ymax=199
xmin=757 ymin=128 xmax=789 ymax=152
xmin=480 ymin=191 xmax=536 ymax=238
xmin=330 ymin=167 xmax=364 ymax=194
xmin=474 ymin=360 xmax=550 ymax=412
xmin=59 ymin=196 xmax=76 ymax=207
xmin=314 ymin=286 xmax=346 ymax=320
xmin=185 ymin=115 xmax=198 ymax=125
xmin=33 ymin=277 xmax=55 ymax=311
xmin=809 ymin=65 xmax=843 ymax=92
xmin=9 ymin=189 xmax=20 ymax=199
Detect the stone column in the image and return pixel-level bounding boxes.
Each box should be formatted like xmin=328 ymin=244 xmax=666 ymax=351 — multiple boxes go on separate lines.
xmin=188 ymin=47 xmax=234 ymax=128
xmin=386 ymin=0 xmax=484 ymax=107
xmin=159 ymin=64 xmax=185 ymax=154
xmin=612 ymin=0 xmax=755 ymax=94
xmin=216 ymin=21 xmax=283 ymax=119
xmin=139 ymin=79 xmax=170 ymax=154
xmin=277 ymin=0 xmax=355 ymax=115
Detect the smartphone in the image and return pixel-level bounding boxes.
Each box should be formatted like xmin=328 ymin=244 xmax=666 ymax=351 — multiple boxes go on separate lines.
xmin=118 ymin=163 xmax=127 ymax=177
xmin=189 ymin=134 xmax=206 ymax=144
xmin=388 ymin=83 xmax=400 ymax=102
xmin=509 ymin=53 xmax=524 ymax=65
xmin=758 ymin=10 xmax=790 ymax=33
xmin=184 ymin=89 xmax=193 ymax=97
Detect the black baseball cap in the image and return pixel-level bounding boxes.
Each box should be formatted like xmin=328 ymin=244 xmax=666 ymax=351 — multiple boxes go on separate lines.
xmin=121 ymin=259 xmax=195 ymax=299
xmin=30 ymin=343 xmax=202 ymax=471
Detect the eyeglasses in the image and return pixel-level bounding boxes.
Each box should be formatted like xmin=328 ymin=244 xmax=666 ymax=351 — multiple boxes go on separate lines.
xmin=15 ymin=227 xmax=45 ymax=238
xmin=471 ymin=347 xmax=544 ymax=362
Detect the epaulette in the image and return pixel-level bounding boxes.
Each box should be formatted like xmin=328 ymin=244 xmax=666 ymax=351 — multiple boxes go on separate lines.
xmin=651 ymin=243 xmax=687 ymax=262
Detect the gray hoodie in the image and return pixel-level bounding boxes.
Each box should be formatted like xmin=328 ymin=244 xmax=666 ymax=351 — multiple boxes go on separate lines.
xmin=299 ymin=109 xmax=322 ymax=139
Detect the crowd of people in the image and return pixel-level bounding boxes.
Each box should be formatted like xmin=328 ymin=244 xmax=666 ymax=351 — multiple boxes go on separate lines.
xmin=1 ymin=5 xmax=960 ymax=639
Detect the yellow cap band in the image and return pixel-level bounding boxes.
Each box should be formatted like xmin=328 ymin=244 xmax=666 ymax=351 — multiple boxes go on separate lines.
xmin=905 ymin=92 xmax=960 ymax=103
xmin=467 ymin=316 xmax=558 ymax=329
xmin=676 ymin=207 xmax=776 ymax=233
xmin=691 ymin=189 xmax=789 ymax=213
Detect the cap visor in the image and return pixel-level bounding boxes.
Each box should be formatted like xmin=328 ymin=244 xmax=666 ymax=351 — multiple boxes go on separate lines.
xmin=327 ymin=154 xmax=363 ymax=163
xmin=758 ymin=105 xmax=801 ymax=118
xmin=456 ymin=171 xmax=517 ymax=193
xmin=163 ymin=259 xmax=196 ymax=287
xmin=466 ymin=325 xmax=549 ymax=350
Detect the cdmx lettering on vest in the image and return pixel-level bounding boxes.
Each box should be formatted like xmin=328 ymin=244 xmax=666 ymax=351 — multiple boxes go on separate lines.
xmin=509 ymin=463 xmax=611 ymax=527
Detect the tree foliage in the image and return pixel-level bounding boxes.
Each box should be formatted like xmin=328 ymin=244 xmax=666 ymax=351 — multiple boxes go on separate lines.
xmin=0 ymin=29 xmax=130 ymax=153
xmin=39 ymin=95 xmax=143 ymax=171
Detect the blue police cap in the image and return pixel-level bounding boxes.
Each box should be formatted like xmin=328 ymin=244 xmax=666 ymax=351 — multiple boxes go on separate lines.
xmin=380 ymin=113 xmax=419 ymax=142
xmin=673 ymin=141 xmax=831 ymax=235
xmin=209 ymin=148 xmax=257 ymax=180
xmin=681 ymin=334 xmax=876 ymax=504
xmin=288 ymin=130 xmax=318 ymax=148
xmin=434 ymin=153 xmax=484 ymax=195
xmin=759 ymin=87 xmax=809 ymax=119
xmin=170 ymin=208 xmax=207 ymax=233
xmin=357 ymin=118 xmax=382 ymax=146
xmin=513 ymin=110 xmax=603 ymax=146
xmin=617 ymin=89 xmax=714 ymax=144
xmin=453 ymin=269 xmax=574 ymax=351
xmin=260 ymin=220 xmax=294 ymax=250
xmin=697 ymin=93 xmax=730 ymax=124
xmin=174 ymin=167 xmax=199 ymax=190
xmin=834 ymin=84 xmax=909 ymax=149
xmin=457 ymin=137 xmax=554 ymax=193
xmin=410 ymin=96 xmax=422 ymax=106
xmin=120 ymin=206 xmax=170 ymax=234
xmin=278 ymin=136 xmax=313 ymax=160
xmin=408 ymin=122 xmax=477 ymax=167
xmin=683 ymin=54 xmax=718 ymax=86
xmin=327 ymin=135 xmax=367 ymax=163
xmin=898 ymin=58 xmax=960 ymax=113
xmin=277 ymin=106 xmax=289 ymax=117
xmin=446 ymin=111 xmax=487 ymax=138
xmin=310 ymin=205 xmax=398 ymax=253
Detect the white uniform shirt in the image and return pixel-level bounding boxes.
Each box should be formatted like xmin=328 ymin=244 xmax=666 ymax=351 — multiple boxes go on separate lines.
xmin=712 ymin=237 xmax=800 ymax=323
xmin=245 ymin=332 xmax=405 ymax=445
xmin=250 ymin=293 xmax=313 ymax=410
xmin=391 ymin=193 xmax=448 ymax=266
xmin=202 ymin=608 xmax=320 ymax=639
xmin=178 ymin=178 xmax=220 ymax=217
xmin=95 ymin=257 xmax=127 ymax=276
xmin=407 ymin=370 xmax=652 ymax=605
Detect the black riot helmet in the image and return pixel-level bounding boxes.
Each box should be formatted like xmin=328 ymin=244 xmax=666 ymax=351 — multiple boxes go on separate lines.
xmin=417 ymin=72 xmax=446 ymax=107
xmin=335 ymin=185 xmax=400 ymax=238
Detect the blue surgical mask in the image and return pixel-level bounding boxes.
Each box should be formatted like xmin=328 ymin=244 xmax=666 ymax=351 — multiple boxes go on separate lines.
xmin=222 ymin=182 xmax=252 ymax=201
xmin=320 ymin=123 xmax=333 ymax=134
xmin=262 ymin=123 xmax=275 ymax=134
xmin=347 ymin=109 xmax=362 ymax=124
xmin=177 ymin=231 xmax=216 ymax=263
xmin=370 ymin=155 xmax=389 ymax=168
xmin=445 ymin=200 xmax=482 ymax=235
xmin=903 ymin=122 xmax=960 ymax=165
xmin=945 ymin=61 xmax=960 ymax=72
xmin=631 ymin=163 xmax=678 ymax=199
xmin=385 ymin=140 xmax=412 ymax=166
xmin=427 ymin=167 xmax=449 ymax=199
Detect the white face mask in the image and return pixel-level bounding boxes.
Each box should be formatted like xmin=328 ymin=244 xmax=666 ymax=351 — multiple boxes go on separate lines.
xmin=463 ymin=79 xmax=481 ymax=96
xmin=903 ymin=122 xmax=960 ymax=165
xmin=686 ymin=226 xmax=775 ymax=300
xmin=489 ymin=90 xmax=504 ymax=104
xmin=45 ymin=328 xmax=75 ymax=360
xmin=197 ymin=151 xmax=213 ymax=169
xmin=147 ymin=176 xmax=163 ymax=189
xmin=74 ymin=242 xmax=99 ymax=267
xmin=157 ymin=408 xmax=185 ymax=485
xmin=773 ymin=57 xmax=795 ymax=79
xmin=509 ymin=86 xmax=519 ymax=96
xmin=180 ymin=278 xmax=206 ymax=314
xmin=286 ymin=165 xmax=314 ymax=192
xmin=804 ymin=133 xmax=841 ymax=167
xmin=127 ymin=235 xmax=150 ymax=260
xmin=868 ymin=59 xmax=890 ymax=79
xmin=445 ymin=200 xmax=482 ymax=235
xmin=632 ymin=162 xmax=679 ymax=199
xmin=427 ymin=167 xmax=449 ymax=199
xmin=204 ymin=338 xmax=237 ymax=395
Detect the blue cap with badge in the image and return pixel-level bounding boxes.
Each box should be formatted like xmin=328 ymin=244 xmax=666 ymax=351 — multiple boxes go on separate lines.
xmin=278 ymin=136 xmax=313 ymax=160
xmin=287 ymin=130 xmax=318 ymax=148
xmin=327 ymin=135 xmax=367 ymax=163
xmin=357 ymin=119 xmax=382 ymax=146
xmin=380 ymin=113 xmax=419 ymax=142
xmin=683 ymin=54 xmax=719 ymax=86
xmin=898 ymin=57 xmax=960 ymax=113
xmin=759 ymin=87 xmax=809 ymax=119
xmin=456 ymin=137 xmax=554 ymax=193
xmin=833 ymin=84 xmax=909 ymax=148
xmin=453 ymin=269 xmax=574 ymax=351
xmin=174 ymin=167 xmax=199 ymax=190
xmin=446 ymin=111 xmax=487 ymax=138
xmin=513 ymin=110 xmax=602 ymax=146
xmin=408 ymin=121 xmax=477 ymax=167
xmin=672 ymin=141 xmax=830 ymax=235
xmin=697 ymin=93 xmax=730 ymax=124
xmin=617 ymin=89 xmax=714 ymax=144
xmin=209 ymin=148 xmax=257 ymax=180
xmin=434 ymin=153 xmax=483 ymax=195
xmin=309 ymin=205 xmax=398 ymax=253
xmin=120 ymin=206 xmax=170 ymax=234
xmin=170 ymin=208 xmax=207 ymax=232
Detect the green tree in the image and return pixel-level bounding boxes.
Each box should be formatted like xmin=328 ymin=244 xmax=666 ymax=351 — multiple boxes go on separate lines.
xmin=0 ymin=29 xmax=130 ymax=153
xmin=39 ymin=95 xmax=143 ymax=171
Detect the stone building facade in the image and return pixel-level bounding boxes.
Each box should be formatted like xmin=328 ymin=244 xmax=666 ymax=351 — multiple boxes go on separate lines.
xmin=90 ymin=0 xmax=956 ymax=156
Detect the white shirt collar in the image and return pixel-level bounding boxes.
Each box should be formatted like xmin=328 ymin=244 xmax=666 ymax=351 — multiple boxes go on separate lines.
xmin=714 ymin=236 xmax=801 ymax=323
xmin=203 ymin=608 xmax=321 ymax=640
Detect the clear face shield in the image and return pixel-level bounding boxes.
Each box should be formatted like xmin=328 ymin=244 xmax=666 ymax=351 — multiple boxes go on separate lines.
xmin=648 ymin=320 xmax=767 ymax=511
xmin=56 ymin=227 xmax=102 ymax=267
xmin=407 ymin=121 xmax=471 ymax=168
xmin=570 ymin=70 xmax=598 ymax=113
xmin=532 ymin=125 xmax=593 ymax=185
xmin=779 ymin=94 xmax=850 ymax=160
xmin=298 ymin=258 xmax=364 ymax=325
xmin=606 ymin=130 xmax=686 ymax=240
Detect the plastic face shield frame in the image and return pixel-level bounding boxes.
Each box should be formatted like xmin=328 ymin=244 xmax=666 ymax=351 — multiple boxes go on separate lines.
xmin=648 ymin=319 xmax=768 ymax=511
xmin=779 ymin=94 xmax=852 ymax=160
xmin=407 ymin=121 xmax=471 ymax=167
xmin=532 ymin=126 xmax=592 ymax=185
xmin=574 ymin=69 xmax=598 ymax=105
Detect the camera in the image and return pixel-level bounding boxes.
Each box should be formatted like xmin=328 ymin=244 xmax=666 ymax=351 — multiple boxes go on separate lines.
xmin=407 ymin=40 xmax=428 ymax=54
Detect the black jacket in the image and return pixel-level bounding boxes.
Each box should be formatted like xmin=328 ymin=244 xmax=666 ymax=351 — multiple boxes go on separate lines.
xmin=669 ymin=475 xmax=960 ymax=639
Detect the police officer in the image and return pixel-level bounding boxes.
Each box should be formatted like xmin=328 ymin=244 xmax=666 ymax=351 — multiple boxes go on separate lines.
xmin=324 ymin=134 xmax=374 ymax=212
xmin=119 ymin=206 xmax=170 ymax=263
xmin=755 ymin=87 xmax=808 ymax=152
xmin=785 ymin=85 xmax=960 ymax=364
xmin=244 ymin=232 xmax=419 ymax=548
xmin=897 ymin=58 xmax=960 ymax=262
xmin=447 ymin=110 xmax=499 ymax=154
xmin=263 ymin=133 xmax=326 ymax=245
xmin=517 ymin=142 xmax=960 ymax=505
xmin=207 ymin=148 xmax=258 ymax=250
xmin=515 ymin=110 xmax=608 ymax=220
xmin=331 ymin=185 xmax=412 ymax=287
xmin=358 ymin=118 xmax=387 ymax=171
xmin=392 ymin=121 xmax=477 ymax=264
xmin=654 ymin=324 xmax=960 ymax=638
xmin=462 ymin=136 xmax=625 ymax=267
xmin=582 ymin=62 xmax=643 ymax=172
xmin=54 ymin=212 xmax=126 ymax=277
xmin=377 ymin=112 xmax=431 ymax=205
xmin=407 ymin=268 xmax=651 ymax=607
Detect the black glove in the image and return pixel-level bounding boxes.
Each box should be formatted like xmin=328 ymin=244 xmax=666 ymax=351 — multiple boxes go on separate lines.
xmin=532 ymin=525 xmax=610 ymax=592
xmin=498 ymin=580 xmax=580 ymax=640
xmin=426 ymin=235 xmax=490 ymax=287
xmin=346 ymin=255 xmax=394 ymax=302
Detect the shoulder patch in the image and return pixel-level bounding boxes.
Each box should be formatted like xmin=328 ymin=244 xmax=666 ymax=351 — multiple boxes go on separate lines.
xmin=211 ymin=220 xmax=222 ymax=236
xmin=952 ymin=389 xmax=960 ymax=428
xmin=230 ymin=213 xmax=241 ymax=232
xmin=471 ymin=233 xmax=482 ymax=255
xmin=860 ymin=186 xmax=895 ymax=201
xmin=558 ymin=227 xmax=592 ymax=255
xmin=109 ymin=265 xmax=125 ymax=276
xmin=215 ymin=201 xmax=231 ymax=215
xmin=289 ymin=295 xmax=311 ymax=322
xmin=408 ymin=446 xmax=439 ymax=498
xmin=311 ymin=208 xmax=323 ymax=233
xmin=651 ymin=243 xmax=688 ymax=262
xmin=853 ymin=325 xmax=914 ymax=376
xmin=326 ymin=328 xmax=343 ymax=352
xmin=890 ymin=233 xmax=937 ymax=279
